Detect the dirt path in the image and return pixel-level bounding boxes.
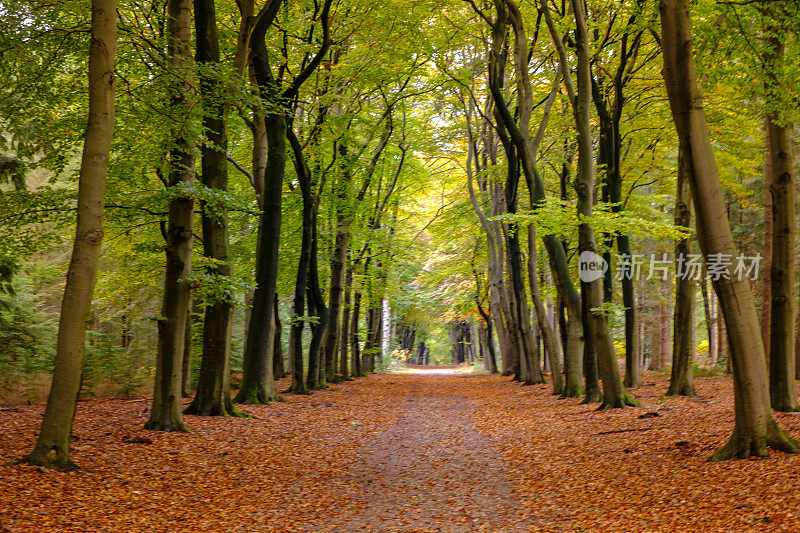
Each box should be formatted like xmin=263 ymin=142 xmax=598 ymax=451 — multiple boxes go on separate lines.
xmin=321 ymin=376 xmax=533 ymax=532
xmin=5 ymin=370 xmax=800 ymax=532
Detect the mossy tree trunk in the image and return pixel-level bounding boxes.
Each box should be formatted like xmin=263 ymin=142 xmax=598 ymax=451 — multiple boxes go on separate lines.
xmin=23 ymin=0 xmax=117 ymax=468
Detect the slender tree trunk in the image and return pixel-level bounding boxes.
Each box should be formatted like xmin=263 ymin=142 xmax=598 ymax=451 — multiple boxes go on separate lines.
xmin=569 ymin=0 xmax=634 ymax=409
xmin=273 ymin=293 xmax=284 ymax=379
xmin=761 ymin=122 xmax=773 ymax=359
xmin=481 ymin=322 xmax=498 ymax=373
xmin=23 ymin=0 xmax=117 ymax=468
xmin=184 ymin=0 xmax=241 ymax=418
xmin=660 ymin=0 xmax=796 ymax=459
xmin=339 ymin=265 xmax=353 ymax=380
xmin=323 ymin=208 xmax=349 ymax=383
xmin=528 ymin=226 xmax=563 ymax=393
xmin=146 ymin=0 xmax=195 ymax=432
xmin=234 ymin=15 xmax=285 ymax=404
xmin=182 ymin=303 xmax=194 ymax=398
xmin=362 ymin=306 xmax=380 ymax=373
xmin=620 ymin=235 xmax=640 ymax=388
xmin=668 ymin=156 xmax=696 ymax=397
xmin=381 ymin=298 xmax=391 ymax=365
xmin=701 ymin=276 xmax=718 ymax=365
xmin=351 ymin=290 xmax=362 ymax=376
xmin=306 ymin=221 xmax=328 ymax=389
xmin=766 ymin=89 xmax=797 ymax=410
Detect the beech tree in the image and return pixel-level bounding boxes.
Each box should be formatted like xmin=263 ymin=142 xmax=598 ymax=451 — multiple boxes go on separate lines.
xmin=542 ymin=0 xmax=635 ymax=408
xmin=23 ymin=0 xmax=117 ymax=468
xmin=184 ymin=0 xmax=241 ymax=417
xmin=145 ymin=0 xmax=195 ymax=432
xmin=667 ymin=156 xmax=695 ymax=397
xmin=660 ymin=0 xmax=796 ymax=459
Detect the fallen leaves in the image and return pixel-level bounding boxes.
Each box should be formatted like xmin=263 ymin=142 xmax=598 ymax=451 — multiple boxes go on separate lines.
xmin=1 ymin=372 xmax=800 ymax=531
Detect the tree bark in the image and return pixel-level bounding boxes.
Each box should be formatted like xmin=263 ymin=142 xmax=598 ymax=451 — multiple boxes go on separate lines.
xmin=562 ymin=0 xmax=634 ymax=409
xmin=23 ymin=0 xmax=117 ymax=468
xmin=528 ymin=226 xmax=563 ymax=394
xmin=668 ymin=156 xmax=696 ymax=397
xmin=306 ymin=220 xmax=328 ymax=389
xmin=273 ymin=293 xmax=284 ymax=379
xmin=764 ymin=32 xmax=797 ymax=411
xmin=660 ymin=0 xmax=796 ymax=459
xmin=184 ymin=0 xmax=241 ymax=418
xmin=580 ymin=280 xmax=601 ymax=403
xmin=761 ymin=122 xmax=772 ymax=360
xmin=351 ymin=290 xmax=362 ymax=376
xmin=182 ymin=303 xmax=194 ymax=398
xmin=339 ymin=265 xmax=353 ymax=380
xmin=146 ymin=0 xmax=195 ymax=432
xmin=234 ymin=11 xmax=286 ymax=405
xmin=322 ymin=177 xmax=350 ymax=383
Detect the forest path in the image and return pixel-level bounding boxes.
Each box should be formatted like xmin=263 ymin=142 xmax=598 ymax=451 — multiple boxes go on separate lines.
xmin=5 ymin=371 xmax=800 ymax=532
xmin=319 ymin=375 xmax=535 ymax=532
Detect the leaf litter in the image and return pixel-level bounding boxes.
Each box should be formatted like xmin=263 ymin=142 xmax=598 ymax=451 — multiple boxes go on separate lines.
xmin=1 ymin=372 xmax=800 ymax=531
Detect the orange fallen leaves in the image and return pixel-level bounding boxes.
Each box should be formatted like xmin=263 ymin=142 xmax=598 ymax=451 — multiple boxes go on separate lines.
xmin=1 ymin=372 xmax=799 ymax=532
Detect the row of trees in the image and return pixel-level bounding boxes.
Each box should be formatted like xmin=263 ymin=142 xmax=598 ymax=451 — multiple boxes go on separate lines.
xmin=417 ymin=0 xmax=799 ymax=460
xmin=7 ymin=0 xmax=441 ymax=468
xmin=1 ymin=0 xmax=798 ymax=467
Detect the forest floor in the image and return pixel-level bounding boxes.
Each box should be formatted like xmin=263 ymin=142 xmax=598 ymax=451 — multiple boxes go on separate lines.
xmin=3 ymin=370 xmax=800 ymax=532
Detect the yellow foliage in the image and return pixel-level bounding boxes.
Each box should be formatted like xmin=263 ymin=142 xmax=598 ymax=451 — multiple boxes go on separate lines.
xmin=696 ymin=340 xmax=709 ymax=355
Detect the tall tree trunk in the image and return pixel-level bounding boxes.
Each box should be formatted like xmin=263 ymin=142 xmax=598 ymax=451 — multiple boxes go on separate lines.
xmin=700 ymin=276 xmax=718 ymax=365
xmin=323 ymin=204 xmax=349 ymax=383
xmin=184 ymin=0 xmax=241 ymax=418
xmin=351 ymin=290 xmax=362 ymax=376
xmin=668 ymin=156 xmax=696 ymax=397
xmin=660 ymin=0 xmax=796 ymax=459
xmin=182 ymin=303 xmax=194 ymax=398
xmin=528 ymin=226 xmax=563 ymax=393
xmin=234 ymin=14 xmax=285 ymax=405
xmin=339 ymin=265 xmax=353 ymax=380
xmin=381 ymin=298 xmax=391 ymax=365
xmin=477 ymin=299 xmax=499 ymax=374
xmin=273 ymin=293 xmax=284 ymax=379
xmin=761 ymin=123 xmax=773 ymax=359
xmin=619 ymin=236 xmax=640 ymax=388
xmin=146 ymin=0 xmax=195 ymax=432
xmin=306 ymin=220 xmax=328 ymax=389
xmin=362 ymin=306 xmax=380 ymax=373
xmin=580 ymin=280 xmax=601 ymax=403
xmin=23 ymin=0 xmax=117 ymax=468
xmin=566 ymin=0 xmax=634 ymax=409
xmin=764 ymin=29 xmax=797 ymax=411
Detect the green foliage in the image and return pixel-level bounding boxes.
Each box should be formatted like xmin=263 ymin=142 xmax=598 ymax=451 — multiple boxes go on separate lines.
xmin=0 ymin=262 xmax=58 ymax=397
